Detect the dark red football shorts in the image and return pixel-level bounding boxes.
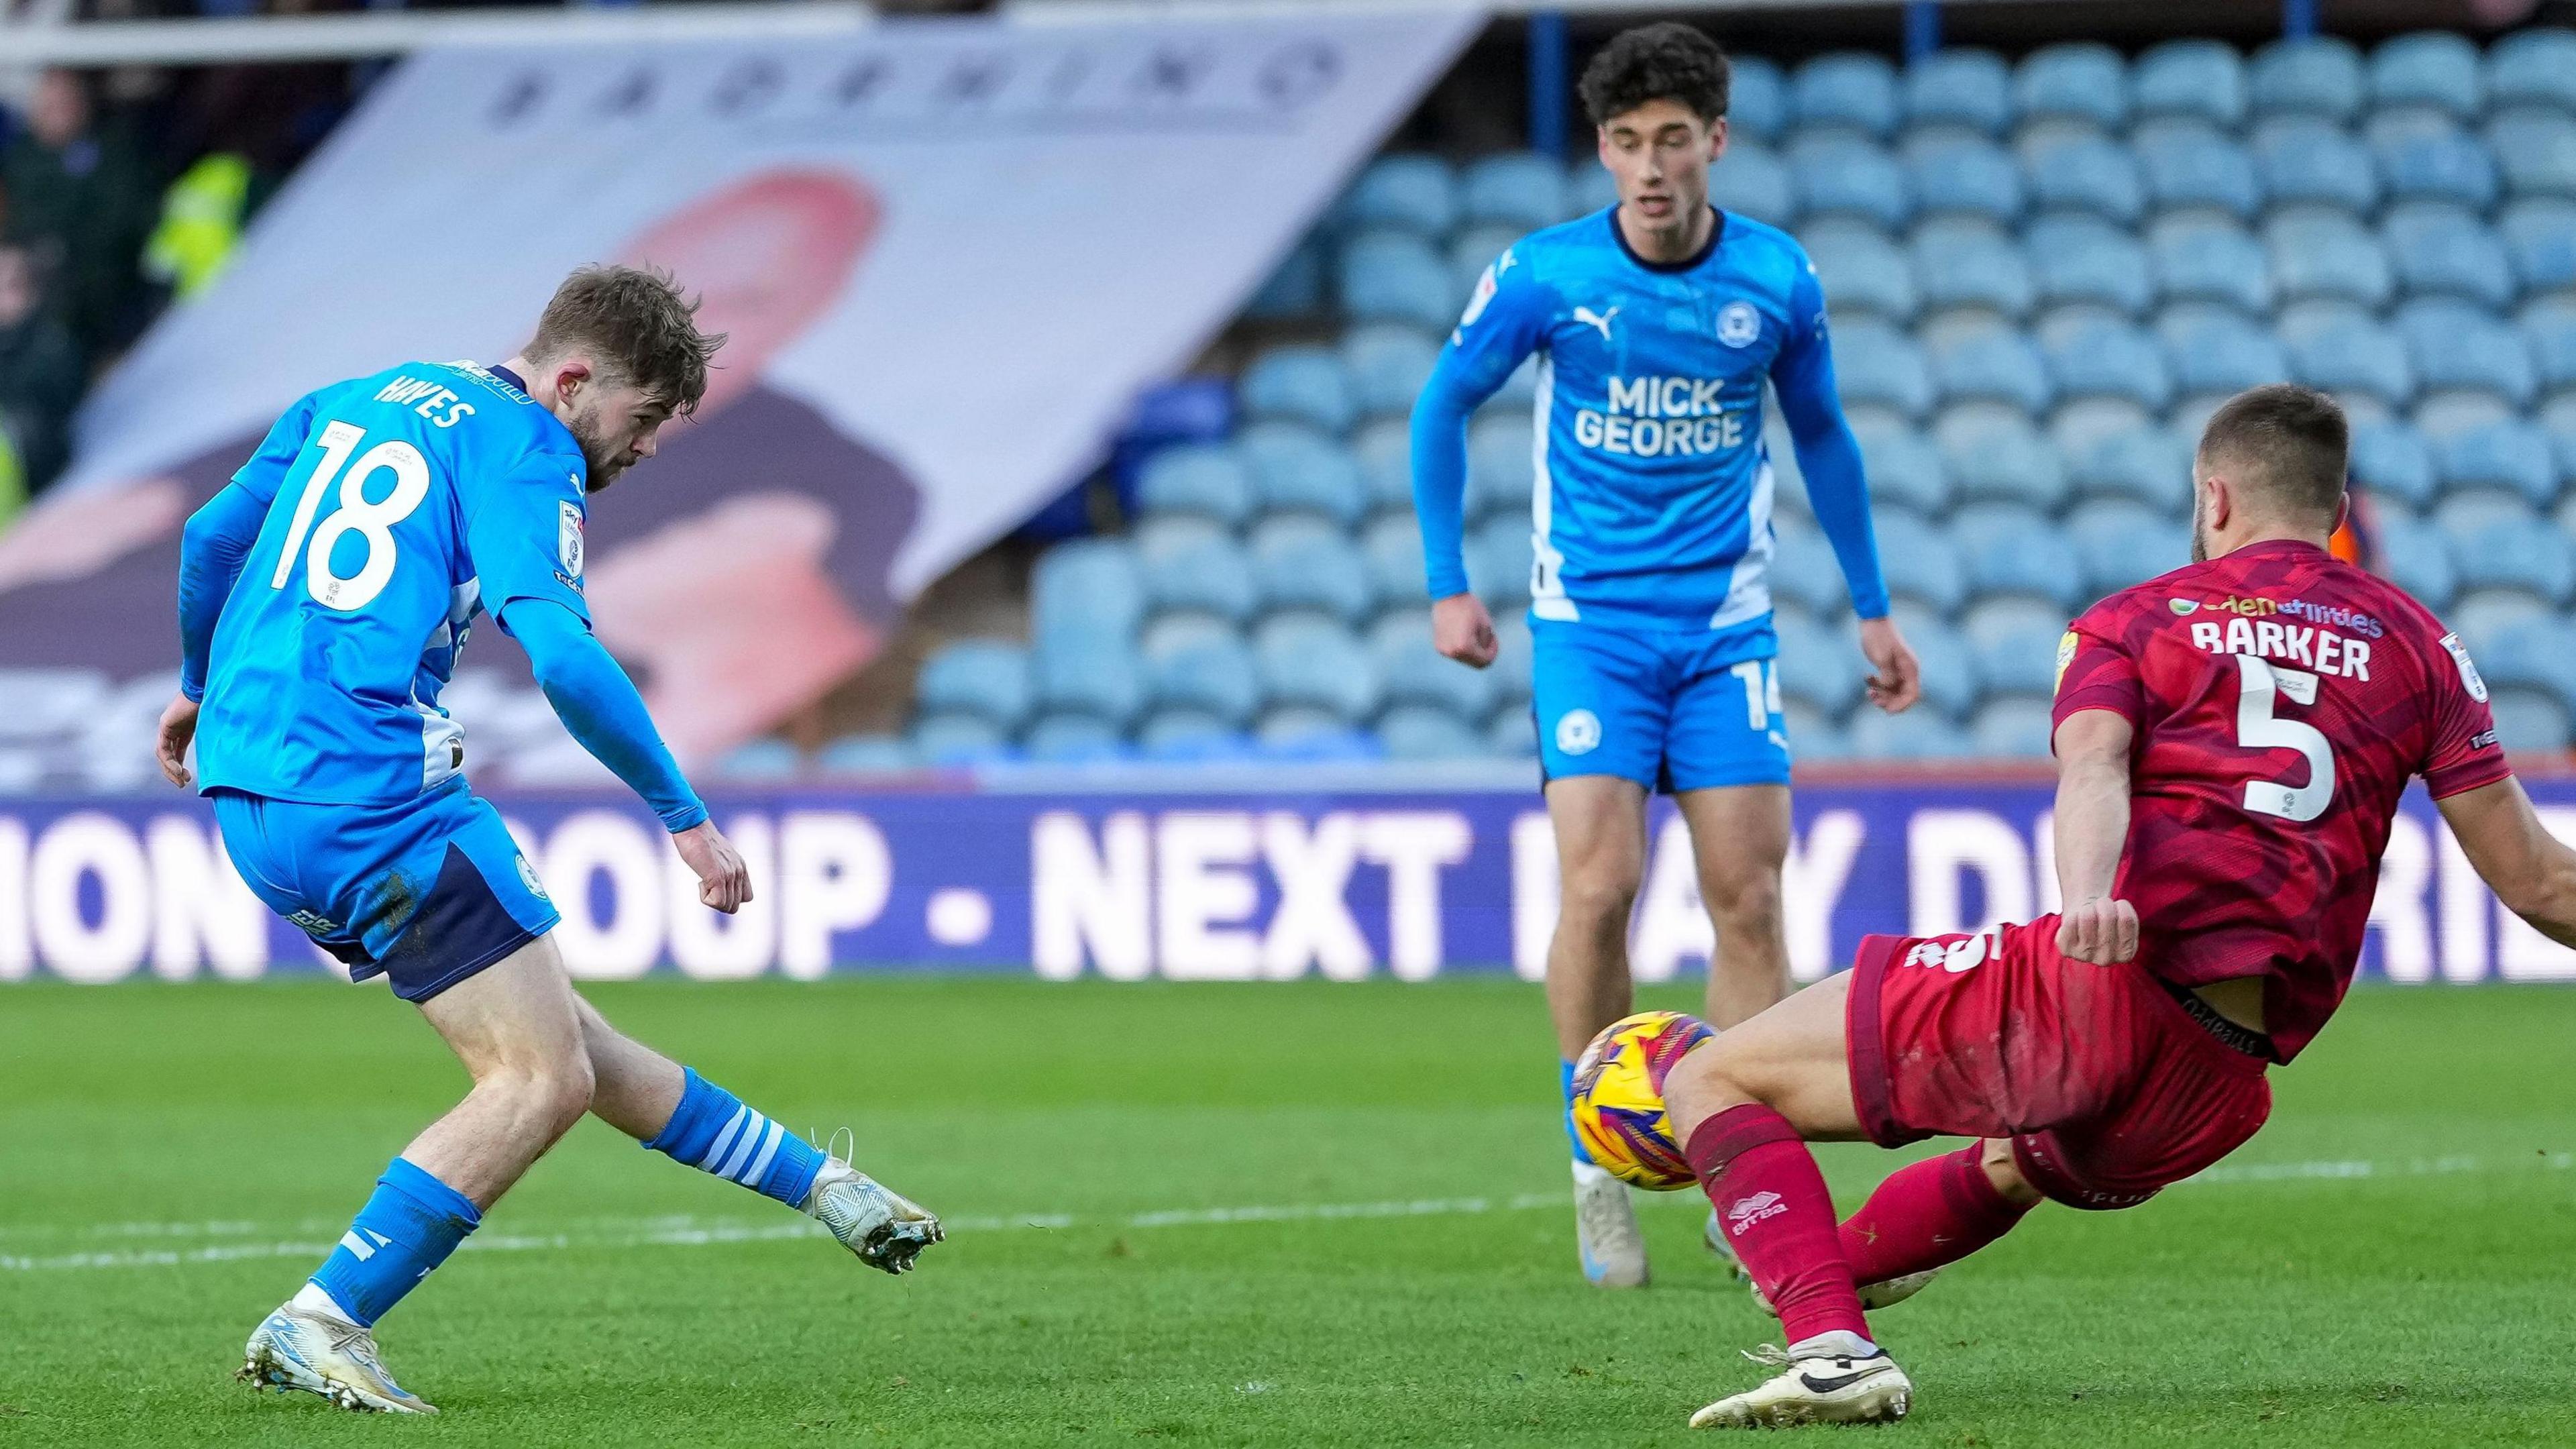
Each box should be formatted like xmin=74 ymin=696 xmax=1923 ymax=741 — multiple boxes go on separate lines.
xmin=1845 ymin=915 xmax=2273 ymax=1210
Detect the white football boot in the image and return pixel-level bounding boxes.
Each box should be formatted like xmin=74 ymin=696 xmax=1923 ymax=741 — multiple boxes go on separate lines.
xmin=237 ymin=1299 xmax=435 ymax=1414
xmin=804 ymin=1137 xmax=944 ymax=1274
xmin=1572 ymin=1161 xmax=1649 ymax=1288
xmin=1688 ymin=1334 xmax=1913 ymax=1430
xmin=1709 ymin=1209 xmax=1939 ymax=1313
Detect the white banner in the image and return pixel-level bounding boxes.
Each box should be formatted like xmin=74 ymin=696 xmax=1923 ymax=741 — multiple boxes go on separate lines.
xmin=6 ymin=7 xmax=1479 ymax=764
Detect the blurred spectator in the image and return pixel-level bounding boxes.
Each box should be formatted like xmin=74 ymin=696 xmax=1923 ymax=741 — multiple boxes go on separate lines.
xmin=0 ymin=244 xmax=82 ymax=517
xmin=1 ymin=68 xmax=158 ymax=370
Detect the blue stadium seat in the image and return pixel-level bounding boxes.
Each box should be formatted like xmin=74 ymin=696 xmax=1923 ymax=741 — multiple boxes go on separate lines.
xmin=2158 ymin=306 xmax=2291 ymax=398
xmin=1022 ymin=714 xmax=1127 ymax=764
xmin=1378 ymin=704 xmax=1490 ymax=762
xmin=1237 ymin=423 xmax=1367 ymax=527
xmin=2135 ymin=121 xmax=2263 ymax=221
xmin=818 ymin=734 xmax=912 ymax=773
xmin=2479 ymin=616 xmax=2576 ymax=713
xmin=1774 ymin=611 xmax=1863 ymax=716
xmin=1362 ymin=515 xmax=1427 ymax=610
xmin=2369 ymin=32 xmax=2483 ymax=121
xmin=2021 ymin=129 xmax=2146 ymax=227
xmin=1709 ymin=143 xmax=1798 ymax=228
xmin=2487 ymin=28 xmax=2576 ymax=113
xmin=1135 ymin=710 xmax=1247 ymax=762
xmin=1792 ymin=52 xmax=1900 ymax=138
xmin=1032 ymin=633 xmax=1146 ymax=727
xmin=1490 ymin=615 xmax=1534 ymax=704
xmin=2383 ymin=203 xmax=2516 ymax=309
xmin=1957 ymin=504 xmax=2084 ymax=609
xmin=1971 ymin=698 xmax=2059 ymax=758
xmin=1254 ymin=615 xmax=1381 ymax=720
xmin=2027 ymin=215 xmax=2154 ymax=315
xmin=2134 ymin=40 xmax=2249 ymax=129
xmin=1486 ymin=709 xmax=1538 ymax=759
xmin=1252 ymin=711 xmax=1383 ymax=761
xmin=1371 ymin=613 xmax=1498 ymax=719
xmin=2249 ymin=118 xmax=2381 ymax=214
xmin=1252 ymin=517 xmax=1375 ymax=623
xmin=2526 ymin=299 xmax=2576 ymax=394
xmin=1466 ymin=413 xmax=1534 ymax=521
xmin=2043 ymin=315 xmax=2174 ymax=411
xmin=1339 ymin=230 xmax=1458 ymax=333
xmin=2068 ymin=425 xmax=2192 ymax=513
xmin=2068 ymin=499 xmax=2191 ymax=597
xmin=712 ymin=738 xmax=802 ymax=782
xmin=1849 ymin=417 xmax=1949 ymax=515
xmin=1352 ymin=419 xmax=1412 ymax=518
xmin=1831 ymin=319 xmax=1936 ymax=417
xmin=2151 ymin=218 xmax=2274 ymax=313
xmin=1929 ymin=328 xmax=2051 ymax=412
xmin=1031 ymin=539 xmax=1145 ymax=655
xmin=2251 ymin=36 xmax=2365 ymax=121
xmin=1469 ymin=514 xmax=1534 ymax=608
xmin=1939 ymin=410 xmax=2070 ymax=510
xmin=1874 ymin=510 xmax=1968 ymax=613
xmin=1446 ymin=222 xmax=1522 ymax=305
xmin=1461 ymin=152 xmax=1567 ymax=231
xmin=1804 ymin=223 xmax=1917 ymax=321
xmin=1912 ymin=220 xmax=2035 ymax=319
xmin=1904 ymin=48 xmax=2014 ymax=134
xmin=1902 ymin=135 xmax=2023 ymax=225
xmin=914 ymin=640 xmax=1032 ymax=731
xmin=1134 ymin=444 xmax=1254 ymax=527
xmin=2491 ymin=690 xmax=2576 ymax=753
xmin=910 ymin=712 xmax=1013 ymax=766
xmin=1729 ymin=56 xmax=1790 ymax=142
xmin=1338 ymin=323 xmax=1440 ymax=423
xmin=2375 ymin=513 xmax=2457 ymax=608
xmin=2487 ymin=109 xmax=2576 ymax=200
xmin=2438 ymin=419 xmax=2562 ymax=508
xmin=1767 ymin=527 xmax=1845 ymax=618
xmin=1244 ymin=239 xmax=1326 ymax=321
xmin=2399 ymin=298 xmax=2538 ymax=405
xmin=1138 ymin=519 xmax=1258 ymax=623
xmin=2284 ymin=309 xmax=2414 ymax=408
xmin=2267 ymin=209 xmax=2396 ymax=309
xmin=1564 ymin=159 xmax=1619 ymax=218
xmin=1790 ymin=134 xmax=1911 ymax=231
xmin=2454 ymin=517 xmax=2576 ymax=602
xmin=1848 ymin=710 xmax=1974 ymax=759
xmin=1142 ymin=633 xmax=1261 ymax=724
xmin=2502 ymin=198 xmax=2576 ymax=296
xmin=1339 ymin=154 xmax=1458 ymax=235
xmin=2015 ymin=42 xmax=2129 ymax=131
xmin=1966 ymin=600 xmax=2075 ymax=695
xmin=2371 ymin=117 xmax=2501 ymax=211
xmin=2349 ymin=419 xmax=2440 ymax=510
xmin=1903 ymin=616 xmax=1980 ymax=719
xmin=1238 ymin=345 xmax=1356 ymax=435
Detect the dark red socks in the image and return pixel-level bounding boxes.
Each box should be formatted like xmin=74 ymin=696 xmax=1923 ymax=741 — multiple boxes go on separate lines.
xmin=1839 ymin=1145 xmax=2035 ymax=1286
xmin=1684 ymin=1104 xmax=1870 ymax=1348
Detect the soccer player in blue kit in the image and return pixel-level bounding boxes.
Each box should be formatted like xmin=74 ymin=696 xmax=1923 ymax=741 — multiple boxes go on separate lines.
xmin=153 ymin=268 xmax=942 ymax=1414
xmin=1410 ymin=24 xmax=1921 ymax=1289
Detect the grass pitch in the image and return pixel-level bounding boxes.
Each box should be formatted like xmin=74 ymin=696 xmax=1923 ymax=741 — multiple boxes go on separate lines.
xmin=1 ymin=976 xmax=2571 ymax=1447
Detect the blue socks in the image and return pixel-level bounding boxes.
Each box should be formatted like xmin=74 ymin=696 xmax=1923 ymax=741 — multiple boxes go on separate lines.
xmin=305 ymin=1158 xmax=481 ymax=1328
xmin=1561 ymin=1058 xmax=1595 ymax=1165
xmin=641 ymin=1067 xmax=825 ymax=1208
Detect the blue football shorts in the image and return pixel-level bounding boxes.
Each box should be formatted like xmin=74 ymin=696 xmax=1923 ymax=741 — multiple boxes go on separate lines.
xmin=1529 ymin=617 xmax=1792 ymax=793
xmin=211 ymin=777 xmax=559 ymax=1002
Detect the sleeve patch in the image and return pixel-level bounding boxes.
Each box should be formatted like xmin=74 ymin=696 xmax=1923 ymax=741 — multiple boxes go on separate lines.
xmin=2438 ymin=632 xmax=2487 ymax=703
xmin=2055 ymin=629 xmax=2080 ymax=689
xmin=558 ymin=500 xmax=586 ymax=580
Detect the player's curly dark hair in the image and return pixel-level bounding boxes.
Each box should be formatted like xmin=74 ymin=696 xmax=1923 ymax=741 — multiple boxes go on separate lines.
xmin=526 ymin=265 xmax=724 ymax=417
xmin=1578 ymin=23 xmax=1731 ymax=127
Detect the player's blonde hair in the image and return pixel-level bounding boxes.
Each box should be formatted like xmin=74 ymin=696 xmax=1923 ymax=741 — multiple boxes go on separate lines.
xmin=525 ymin=265 xmax=724 ymax=417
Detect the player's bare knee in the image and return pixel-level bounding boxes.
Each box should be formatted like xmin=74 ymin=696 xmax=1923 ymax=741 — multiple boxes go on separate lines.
xmin=1558 ymin=867 xmax=1640 ymax=936
xmin=1660 ymin=1034 xmax=1761 ymax=1139
xmin=1980 ymin=1137 xmax=2045 ymax=1208
xmin=1699 ymin=863 xmax=1782 ymax=937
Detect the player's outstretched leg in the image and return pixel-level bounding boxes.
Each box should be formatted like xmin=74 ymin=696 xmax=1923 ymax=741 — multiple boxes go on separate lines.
xmin=241 ymin=940 xmax=594 ymax=1414
xmin=1733 ymin=1138 xmax=2039 ymax=1319
xmin=1544 ymin=776 xmax=1655 ymax=1289
xmin=574 ymin=996 xmax=943 ymax=1274
xmin=1662 ymin=975 xmax=1911 ymax=1430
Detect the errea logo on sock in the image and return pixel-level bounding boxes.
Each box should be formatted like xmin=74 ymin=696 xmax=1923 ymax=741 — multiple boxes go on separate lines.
xmin=1725 ymin=1190 xmax=1787 ymax=1236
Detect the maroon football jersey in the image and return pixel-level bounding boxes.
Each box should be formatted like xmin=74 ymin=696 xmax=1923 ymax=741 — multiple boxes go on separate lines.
xmin=2051 ymin=539 xmax=2512 ymax=1060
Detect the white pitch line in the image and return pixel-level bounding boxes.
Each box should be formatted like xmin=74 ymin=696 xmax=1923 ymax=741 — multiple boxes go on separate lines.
xmin=3 ymin=1153 xmax=2566 ymax=1275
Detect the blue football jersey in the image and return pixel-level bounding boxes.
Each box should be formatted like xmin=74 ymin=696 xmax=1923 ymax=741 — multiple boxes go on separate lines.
xmin=196 ymin=361 xmax=592 ymax=804
xmin=1433 ymin=207 xmax=1843 ymax=636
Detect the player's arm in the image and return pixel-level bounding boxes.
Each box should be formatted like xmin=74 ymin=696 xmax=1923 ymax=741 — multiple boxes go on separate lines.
xmin=1769 ymin=258 xmax=1917 ymax=712
xmin=2049 ymin=616 xmax=2146 ymax=963
xmin=2438 ymin=778 xmax=2576 ymax=950
xmin=1410 ymin=246 xmax=1548 ymax=668
xmin=161 ymin=392 xmax=321 ymax=787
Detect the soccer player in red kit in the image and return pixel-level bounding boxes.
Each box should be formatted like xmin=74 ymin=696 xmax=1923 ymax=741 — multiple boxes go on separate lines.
xmin=1632 ymin=385 xmax=2576 ymax=1428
